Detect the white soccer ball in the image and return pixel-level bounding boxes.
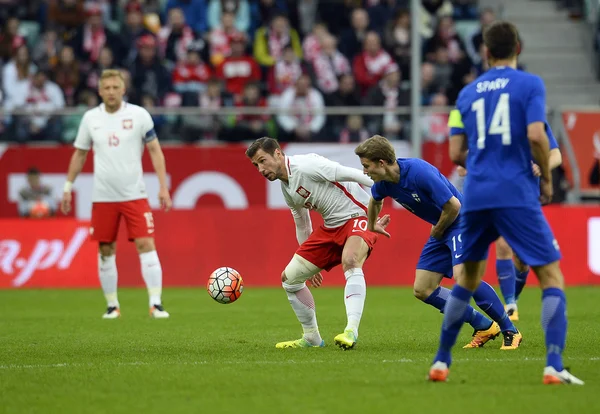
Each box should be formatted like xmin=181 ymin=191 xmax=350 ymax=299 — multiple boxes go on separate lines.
xmin=207 ymin=267 xmax=244 ymax=304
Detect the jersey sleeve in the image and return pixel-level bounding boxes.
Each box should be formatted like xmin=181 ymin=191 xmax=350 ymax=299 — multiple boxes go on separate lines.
xmin=140 ymin=108 xmax=157 ymax=143
xmin=73 ymin=112 xmax=92 ymax=150
xmin=448 ymin=108 xmax=465 ymax=136
xmin=298 ymin=154 xmax=339 ymax=182
xmin=413 ymin=167 xmax=455 ymax=208
xmin=526 ymin=76 xmax=547 ymax=126
xmin=371 ymin=183 xmax=385 ymax=201
xmin=545 ymin=122 xmax=558 ymax=150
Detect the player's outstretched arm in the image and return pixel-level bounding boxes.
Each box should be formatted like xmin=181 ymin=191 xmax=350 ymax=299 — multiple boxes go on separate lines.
xmin=431 ymin=196 xmax=461 ymax=240
xmin=146 ymin=139 xmax=172 ymax=211
xmin=367 ymin=197 xmax=391 ymax=238
xmin=290 ymin=207 xmax=313 ymax=245
xmin=334 ymin=164 xmax=374 ymax=187
xmin=61 ymin=148 xmax=89 ymax=214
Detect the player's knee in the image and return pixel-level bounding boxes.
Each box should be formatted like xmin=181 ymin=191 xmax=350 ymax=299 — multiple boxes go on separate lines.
xmin=495 ymin=238 xmax=513 ymax=259
xmin=413 ymin=285 xmax=433 ymax=301
xmin=98 ymin=242 xmax=115 ymax=257
xmin=134 ymin=237 xmax=155 ymax=253
xmin=341 ymin=253 xmax=362 ymax=272
xmin=514 ymin=256 xmax=529 ymax=273
xmin=282 ymin=280 xmax=306 ymax=293
xmin=284 ymin=254 xmax=319 ymax=285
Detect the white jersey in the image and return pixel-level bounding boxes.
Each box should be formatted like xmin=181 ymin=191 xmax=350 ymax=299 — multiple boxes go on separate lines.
xmin=74 ymin=102 xmax=157 ymax=202
xmin=281 ymin=154 xmax=370 ymax=228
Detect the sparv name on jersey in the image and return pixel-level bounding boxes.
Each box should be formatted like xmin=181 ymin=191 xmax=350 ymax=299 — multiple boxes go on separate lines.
xmin=476 ymin=78 xmax=510 ymax=94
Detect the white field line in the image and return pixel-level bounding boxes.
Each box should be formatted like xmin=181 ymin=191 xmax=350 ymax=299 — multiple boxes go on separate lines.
xmin=1 ymin=357 xmax=598 ymax=370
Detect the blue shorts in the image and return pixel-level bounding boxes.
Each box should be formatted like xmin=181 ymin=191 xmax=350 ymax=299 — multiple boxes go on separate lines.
xmin=416 ymin=228 xmax=463 ymax=278
xmin=461 ymin=207 xmax=561 ymax=266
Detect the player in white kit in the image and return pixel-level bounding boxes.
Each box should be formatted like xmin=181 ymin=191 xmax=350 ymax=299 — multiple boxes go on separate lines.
xmin=246 ymin=137 xmax=382 ymax=349
xmin=60 ymin=69 xmax=171 ymax=319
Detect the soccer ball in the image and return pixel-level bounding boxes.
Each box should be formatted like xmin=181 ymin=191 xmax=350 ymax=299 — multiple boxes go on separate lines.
xmin=207 ymin=267 xmax=244 ymax=304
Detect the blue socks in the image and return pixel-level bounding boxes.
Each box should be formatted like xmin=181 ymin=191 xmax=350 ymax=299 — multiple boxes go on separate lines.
xmin=424 ymin=287 xmax=492 ymax=331
xmin=514 ymin=265 xmax=530 ymax=300
xmin=434 ymin=285 xmax=473 ymax=366
xmin=472 ymin=281 xmax=517 ymax=333
xmin=542 ymin=288 xmax=567 ymax=371
xmin=497 ymin=259 xmax=516 ymax=305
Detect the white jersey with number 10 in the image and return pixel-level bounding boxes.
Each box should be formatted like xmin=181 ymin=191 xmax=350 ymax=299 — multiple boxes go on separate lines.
xmin=281 ymin=154 xmax=370 ymax=228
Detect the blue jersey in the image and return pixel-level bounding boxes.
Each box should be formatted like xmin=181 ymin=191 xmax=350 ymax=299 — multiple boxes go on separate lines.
xmin=371 ymin=158 xmax=462 ymax=234
xmin=449 ymin=66 xmax=548 ymax=212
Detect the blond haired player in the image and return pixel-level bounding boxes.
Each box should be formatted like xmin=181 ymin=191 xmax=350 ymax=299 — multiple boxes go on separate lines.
xmin=61 ymin=69 xmax=172 ymax=319
xmin=246 ymin=137 xmax=381 ymax=350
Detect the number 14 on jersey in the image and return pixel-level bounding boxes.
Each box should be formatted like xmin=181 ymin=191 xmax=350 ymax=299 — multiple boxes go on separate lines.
xmin=471 ymin=93 xmax=511 ymax=149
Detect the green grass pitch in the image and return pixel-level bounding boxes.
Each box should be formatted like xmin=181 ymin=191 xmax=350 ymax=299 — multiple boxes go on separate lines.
xmin=1 ymin=287 xmax=599 ymax=414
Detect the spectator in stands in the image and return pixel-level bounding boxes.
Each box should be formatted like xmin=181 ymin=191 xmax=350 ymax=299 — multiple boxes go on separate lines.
xmin=180 ymin=77 xmax=231 ymax=141
xmin=130 ymin=35 xmax=172 ymax=104
xmin=120 ymin=1 xmax=155 ymax=66
xmin=18 ymin=167 xmax=57 ymax=218
xmin=266 ymin=44 xmax=303 ymax=104
xmin=0 ymin=17 xmax=25 ymax=62
xmin=353 ymin=31 xmax=393 ymax=96
xmin=141 ymin=93 xmax=167 ymax=135
xmin=365 ymin=63 xmax=409 ymax=141
xmin=317 ymin=0 xmax=355 ymax=36
xmin=339 ymin=8 xmax=370 ymax=61
xmin=165 ymin=0 xmax=207 ymax=33
xmin=159 ymin=7 xmax=197 ymax=68
xmin=253 ymin=13 xmax=302 ymax=68
xmin=250 ymin=0 xmax=289 ymax=33
xmin=383 ymin=8 xmax=411 ymax=79
xmin=452 ymin=0 xmax=478 ymax=20
xmin=424 ymin=16 xmax=467 ymax=64
xmin=12 ymin=70 xmax=65 ymax=142
xmin=207 ymin=0 xmax=250 ymax=33
xmin=277 ymin=73 xmax=325 ymax=142
xmin=85 ymin=46 xmax=114 ymax=90
xmin=51 ymin=45 xmax=82 ymax=106
xmin=291 ymin=0 xmax=320 ymax=37
xmin=324 ymin=73 xmax=361 ymax=136
xmin=224 ymin=81 xmax=269 ymax=141
xmin=311 ymin=34 xmax=351 ymax=95
xmin=32 ymin=28 xmax=62 ymax=71
xmin=339 ymin=114 xmax=369 ymax=143
xmin=302 ymin=21 xmax=328 ymax=64
xmin=173 ymin=40 xmax=212 ymax=97
xmin=216 ymin=32 xmax=261 ymax=97
xmin=3 ymin=44 xmax=36 ymax=112
xmin=47 ymin=0 xmax=85 ymax=35
xmin=431 ymin=45 xmax=452 ymax=92
xmin=70 ymin=4 xmax=121 ymax=70
xmin=119 ymin=68 xmax=141 ymax=105
xmin=366 ymin=0 xmax=406 ymax=31
xmin=207 ymin=10 xmax=242 ymax=66
xmin=420 ymin=0 xmax=453 ymax=39
xmin=466 ymin=7 xmax=494 ymax=64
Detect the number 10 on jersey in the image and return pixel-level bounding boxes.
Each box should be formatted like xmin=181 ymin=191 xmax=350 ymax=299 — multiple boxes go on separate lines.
xmin=471 ymin=93 xmax=511 ymax=149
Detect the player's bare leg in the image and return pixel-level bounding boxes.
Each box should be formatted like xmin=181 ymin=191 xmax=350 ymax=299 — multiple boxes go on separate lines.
xmin=533 ymin=262 xmax=584 ymax=385
xmin=276 ymin=255 xmax=324 ymax=349
xmin=496 ymin=237 xmax=518 ymax=321
xmin=513 ymin=254 xmax=530 ymax=305
xmin=414 ymin=270 xmax=500 ymax=349
xmin=334 ymin=236 xmax=369 ymax=350
xmin=135 ymin=237 xmax=169 ymax=318
xmin=429 ymin=260 xmax=485 ymax=382
xmin=99 ymin=242 xmax=120 ymax=319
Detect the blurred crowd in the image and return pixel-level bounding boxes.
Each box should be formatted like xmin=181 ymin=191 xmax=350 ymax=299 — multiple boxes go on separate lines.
xmin=0 ymin=0 xmax=491 ymax=143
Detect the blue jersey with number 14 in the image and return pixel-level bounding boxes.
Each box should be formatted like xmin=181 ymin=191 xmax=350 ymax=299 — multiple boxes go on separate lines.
xmin=450 ymin=66 xmax=547 ymax=213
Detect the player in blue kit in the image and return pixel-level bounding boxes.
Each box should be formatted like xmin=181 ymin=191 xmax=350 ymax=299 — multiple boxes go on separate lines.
xmin=429 ymin=21 xmax=583 ymax=385
xmin=451 ymin=122 xmax=563 ymax=321
xmin=355 ymin=135 xmax=521 ymax=349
